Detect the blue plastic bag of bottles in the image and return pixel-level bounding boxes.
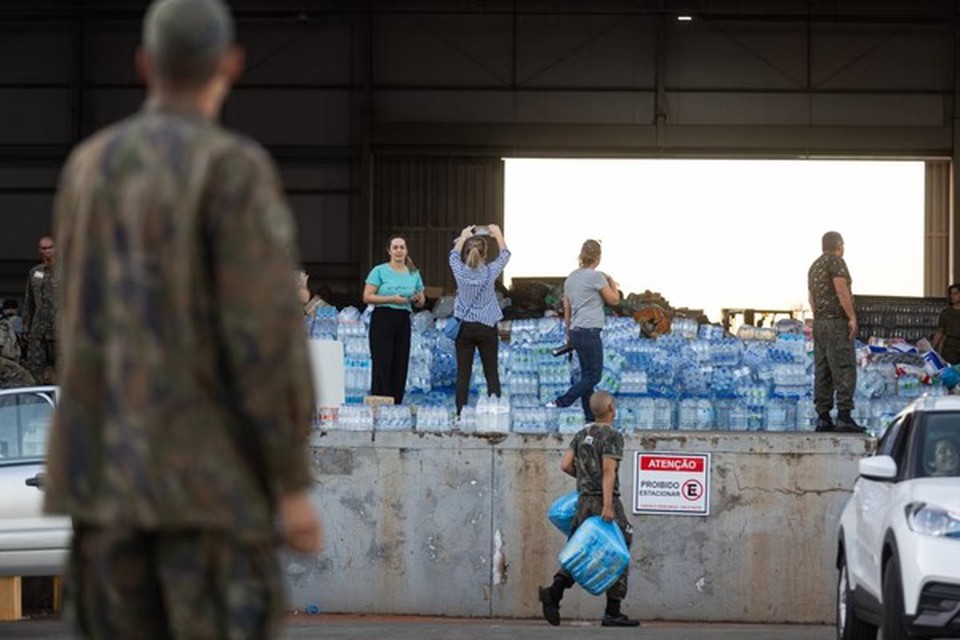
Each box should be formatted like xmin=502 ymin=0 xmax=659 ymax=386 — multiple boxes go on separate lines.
xmin=558 ymin=515 xmax=630 ymax=596
xmin=547 ymin=490 xmax=579 ymax=535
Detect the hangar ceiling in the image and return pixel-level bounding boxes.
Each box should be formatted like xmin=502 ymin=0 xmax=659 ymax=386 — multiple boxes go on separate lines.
xmin=0 ymin=0 xmax=957 ymax=297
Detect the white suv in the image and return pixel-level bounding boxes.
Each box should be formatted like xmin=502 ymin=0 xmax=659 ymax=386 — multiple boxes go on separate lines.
xmin=836 ymin=395 xmax=960 ymax=640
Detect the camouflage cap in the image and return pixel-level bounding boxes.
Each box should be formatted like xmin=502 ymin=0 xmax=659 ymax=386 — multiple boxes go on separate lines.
xmin=143 ymin=0 xmax=235 ymax=84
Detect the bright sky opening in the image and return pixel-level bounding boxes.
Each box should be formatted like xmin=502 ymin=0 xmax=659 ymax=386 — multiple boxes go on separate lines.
xmin=504 ymin=158 xmax=925 ymax=324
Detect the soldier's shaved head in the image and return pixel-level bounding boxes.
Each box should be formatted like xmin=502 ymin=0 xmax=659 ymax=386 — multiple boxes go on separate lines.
xmin=143 ymin=0 xmax=235 ymax=88
xmin=589 ymin=391 xmax=616 ymax=422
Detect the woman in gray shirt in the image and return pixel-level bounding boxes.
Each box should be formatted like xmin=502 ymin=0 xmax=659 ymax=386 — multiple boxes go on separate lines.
xmin=553 ymin=240 xmax=621 ymax=420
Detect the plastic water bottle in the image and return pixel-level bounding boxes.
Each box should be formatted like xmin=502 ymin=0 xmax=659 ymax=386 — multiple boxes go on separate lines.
xmin=652 ymin=398 xmax=674 ymax=430
xmin=677 ymin=398 xmax=697 ymax=430
xmin=764 ymin=398 xmax=795 ymax=432
xmin=795 ymin=399 xmax=816 ymax=431
xmin=635 ymin=397 xmax=656 ymax=430
xmin=729 ymin=401 xmax=750 ymax=431
xmin=493 ymin=395 xmax=511 ymax=433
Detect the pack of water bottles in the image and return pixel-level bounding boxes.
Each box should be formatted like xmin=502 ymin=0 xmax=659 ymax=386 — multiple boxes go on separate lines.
xmin=558 ymin=515 xmax=631 ymax=596
xmin=547 ymin=490 xmax=579 ymax=536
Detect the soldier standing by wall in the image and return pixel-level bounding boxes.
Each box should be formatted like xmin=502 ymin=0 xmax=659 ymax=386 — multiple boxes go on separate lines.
xmin=807 ymin=231 xmax=865 ymax=433
xmin=23 ymin=235 xmax=56 ymax=382
xmin=43 ymin=0 xmax=323 ymax=638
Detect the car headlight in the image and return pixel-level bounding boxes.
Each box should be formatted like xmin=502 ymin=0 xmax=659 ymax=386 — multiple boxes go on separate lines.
xmin=905 ymin=502 xmax=960 ymax=538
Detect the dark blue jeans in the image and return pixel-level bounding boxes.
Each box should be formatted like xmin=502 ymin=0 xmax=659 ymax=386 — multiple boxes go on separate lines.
xmin=556 ymin=328 xmax=603 ymax=421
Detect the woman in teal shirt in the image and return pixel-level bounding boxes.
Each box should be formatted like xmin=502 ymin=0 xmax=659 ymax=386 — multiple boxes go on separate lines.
xmin=363 ymin=235 xmax=426 ymax=404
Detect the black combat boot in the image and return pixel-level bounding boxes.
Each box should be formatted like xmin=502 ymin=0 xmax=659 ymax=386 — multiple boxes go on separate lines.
xmin=601 ymin=598 xmax=640 ymax=627
xmin=836 ymin=411 xmax=866 ymax=433
xmin=539 ymin=576 xmax=570 ymax=626
xmin=815 ymin=412 xmax=835 ymax=432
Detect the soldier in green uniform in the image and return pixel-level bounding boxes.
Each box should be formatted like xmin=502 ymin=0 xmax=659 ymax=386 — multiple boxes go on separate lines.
xmin=43 ymin=1 xmax=323 ymax=638
xmin=23 ymin=235 xmax=56 ymax=382
xmin=807 ymin=231 xmax=865 ymax=433
xmin=538 ymin=391 xmax=639 ymax=628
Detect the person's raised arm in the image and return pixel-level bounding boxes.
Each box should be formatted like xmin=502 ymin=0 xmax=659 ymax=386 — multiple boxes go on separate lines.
xmin=488 ymin=223 xmax=506 ymax=251
xmin=452 ymin=225 xmax=473 ymax=253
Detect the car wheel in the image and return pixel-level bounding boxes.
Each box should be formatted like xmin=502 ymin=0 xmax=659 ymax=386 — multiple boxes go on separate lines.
xmin=837 ymin=553 xmax=878 ymax=640
xmin=882 ymin=554 xmax=915 ymax=640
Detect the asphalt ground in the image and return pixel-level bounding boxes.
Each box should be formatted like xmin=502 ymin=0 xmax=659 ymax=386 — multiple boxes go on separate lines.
xmin=0 ymin=614 xmax=838 ymax=640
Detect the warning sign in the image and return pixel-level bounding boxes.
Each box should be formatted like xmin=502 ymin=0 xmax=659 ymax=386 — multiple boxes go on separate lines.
xmin=633 ymin=452 xmax=711 ymax=516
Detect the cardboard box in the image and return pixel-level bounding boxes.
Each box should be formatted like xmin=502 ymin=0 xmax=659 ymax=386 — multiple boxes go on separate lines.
xmin=364 ymin=395 xmax=395 ymax=418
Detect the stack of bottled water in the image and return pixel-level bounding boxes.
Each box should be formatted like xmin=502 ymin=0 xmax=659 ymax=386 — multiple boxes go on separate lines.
xmin=376 ymin=405 xmax=414 ymax=431
xmin=670 ymin=317 xmax=699 ymax=339
xmin=764 ymin=397 xmax=795 ymax=432
xmin=618 ymin=370 xmax=647 ymax=395
xmin=319 ymin=304 xmax=947 ymax=434
xmin=458 ymin=406 xmax=477 ymax=433
xmin=309 ymin=306 xmax=339 ymax=340
xmin=406 ymin=340 xmax=433 ymax=393
xmin=336 ymin=307 xmax=365 ymax=341
xmin=677 ymin=398 xmax=714 ymax=431
xmin=336 ymin=404 xmax=374 ymax=431
xmin=557 ymin=406 xmax=586 ymax=434
xmin=475 ymin=395 xmax=511 ymax=433
xmin=508 ymin=372 xmax=539 ymax=397
xmin=512 ymin=406 xmax=556 ymax=434
xmin=630 ymin=397 xmax=656 ymax=430
xmin=344 ymin=357 xmax=372 ymax=403
xmin=415 ymin=406 xmax=453 ymax=432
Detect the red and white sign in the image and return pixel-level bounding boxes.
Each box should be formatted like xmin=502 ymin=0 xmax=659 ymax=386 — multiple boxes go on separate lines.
xmin=633 ymin=452 xmax=711 ymax=516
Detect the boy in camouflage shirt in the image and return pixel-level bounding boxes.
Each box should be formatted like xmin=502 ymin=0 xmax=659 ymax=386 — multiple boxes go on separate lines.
xmin=539 ymin=391 xmax=639 ymax=627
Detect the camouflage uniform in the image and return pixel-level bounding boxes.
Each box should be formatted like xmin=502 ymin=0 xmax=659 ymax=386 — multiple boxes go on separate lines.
xmin=23 ymin=262 xmax=56 ymax=382
xmin=554 ymin=423 xmax=633 ymax=601
xmin=808 ymin=253 xmax=856 ymax=415
xmin=0 ymin=356 xmax=36 ymax=389
xmin=44 ymin=101 xmax=315 ymax=638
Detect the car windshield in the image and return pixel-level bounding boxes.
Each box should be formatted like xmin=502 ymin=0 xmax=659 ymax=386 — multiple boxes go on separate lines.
xmin=918 ymin=412 xmax=960 ymax=478
xmin=0 ymin=391 xmax=54 ymax=461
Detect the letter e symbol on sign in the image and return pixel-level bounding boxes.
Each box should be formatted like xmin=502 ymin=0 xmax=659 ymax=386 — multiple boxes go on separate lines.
xmin=682 ymin=479 xmax=703 ymax=502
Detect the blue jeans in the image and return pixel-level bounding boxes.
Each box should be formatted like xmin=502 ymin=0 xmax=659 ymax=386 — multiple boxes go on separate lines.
xmin=556 ymin=328 xmax=603 ymax=421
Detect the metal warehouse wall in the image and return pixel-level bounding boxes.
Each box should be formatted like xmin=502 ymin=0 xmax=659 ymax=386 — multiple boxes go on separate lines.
xmin=372 ymin=156 xmax=504 ymax=294
xmin=0 ymin=0 xmax=959 ymax=298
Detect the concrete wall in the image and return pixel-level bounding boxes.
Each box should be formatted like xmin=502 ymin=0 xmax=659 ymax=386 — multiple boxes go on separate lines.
xmin=283 ymin=429 xmax=873 ymax=623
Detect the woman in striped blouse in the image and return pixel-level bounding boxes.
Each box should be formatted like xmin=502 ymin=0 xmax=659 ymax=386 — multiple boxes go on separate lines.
xmin=449 ymin=224 xmax=511 ymax=417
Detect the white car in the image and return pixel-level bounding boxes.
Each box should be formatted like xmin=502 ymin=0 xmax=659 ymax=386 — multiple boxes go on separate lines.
xmin=836 ymin=395 xmax=960 ymax=640
xmin=0 ymin=386 xmax=69 ymax=576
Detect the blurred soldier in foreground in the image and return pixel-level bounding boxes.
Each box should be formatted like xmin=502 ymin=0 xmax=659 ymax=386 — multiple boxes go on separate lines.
xmin=43 ymin=1 xmax=323 ymax=638
xmin=23 ymin=235 xmax=56 ymax=382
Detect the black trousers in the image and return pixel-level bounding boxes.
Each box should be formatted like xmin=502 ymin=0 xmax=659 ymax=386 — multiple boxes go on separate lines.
xmin=455 ymin=321 xmax=501 ymax=415
xmin=369 ymin=307 xmax=411 ymax=404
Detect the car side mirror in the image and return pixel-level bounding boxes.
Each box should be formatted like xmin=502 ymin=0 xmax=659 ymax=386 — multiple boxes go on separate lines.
xmin=859 ymin=455 xmax=897 ymax=481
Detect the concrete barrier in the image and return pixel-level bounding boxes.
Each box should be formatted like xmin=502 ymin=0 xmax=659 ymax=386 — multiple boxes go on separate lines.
xmin=284 ymin=429 xmax=873 ymax=623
